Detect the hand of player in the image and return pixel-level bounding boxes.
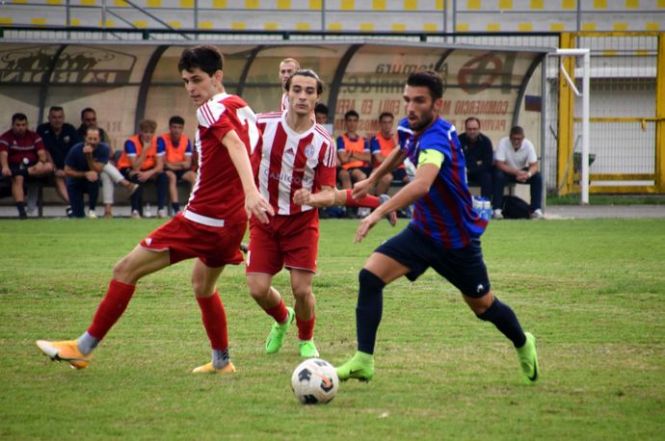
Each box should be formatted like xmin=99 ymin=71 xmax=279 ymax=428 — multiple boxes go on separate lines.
xmin=246 ymin=190 xmax=274 ymax=224
xmin=85 ymin=171 xmax=98 ymax=182
xmin=355 ymin=210 xmax=380 ymax=243
xmin=1 ymin=166 xmax=10 ymax=177
xmin=292 ymin=188 xmax=311 ymax=206
xmin=516 ymin=170 xmax=529 ymax=182
xmin=55 ymin=169 xmax=66 ymax=178
xmin=351 ymin=178 xmax=372 ymax=200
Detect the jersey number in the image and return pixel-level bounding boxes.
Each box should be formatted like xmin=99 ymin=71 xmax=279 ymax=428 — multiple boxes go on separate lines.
xmin=236 ymin=106 xmax=260 ymax=154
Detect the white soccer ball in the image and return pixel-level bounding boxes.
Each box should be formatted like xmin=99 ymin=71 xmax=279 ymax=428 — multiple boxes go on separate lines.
xmin=291 ymin=358 xmax=339 ymax=405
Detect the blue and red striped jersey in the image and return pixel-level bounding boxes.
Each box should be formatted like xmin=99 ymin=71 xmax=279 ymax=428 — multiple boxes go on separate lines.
xmin=397 ymin=117 xmax=487 ymax=249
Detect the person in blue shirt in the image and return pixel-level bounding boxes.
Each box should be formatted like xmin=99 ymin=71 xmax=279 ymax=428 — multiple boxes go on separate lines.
xmin=37 ymin=106 xmax=82 ymax=216
xmin=335 ymin=71 xmax=539 ymax=384
xmin=64 ymin=127 xmax=110 ymax=218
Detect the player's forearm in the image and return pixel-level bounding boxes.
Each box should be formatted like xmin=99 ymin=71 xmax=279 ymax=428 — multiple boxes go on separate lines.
xmin=372 ymin=164 xmax=436 ymax=217
xmin=0 ymin=152 xmax=8 ymax=169
xmin=306 ymin=188 xmax=337 ymax=207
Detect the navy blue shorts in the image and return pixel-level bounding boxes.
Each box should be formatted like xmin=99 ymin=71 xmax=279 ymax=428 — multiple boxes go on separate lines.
xmin=166 ymin=169 xmax=193 ymax=181
xmin=375 ymin=225 xmax=491 ymax=298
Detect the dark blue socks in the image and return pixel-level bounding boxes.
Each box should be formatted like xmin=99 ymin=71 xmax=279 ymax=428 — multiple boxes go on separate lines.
xmin=356 ymin=269 xmax=385 ymax=354
xmin=477 ymin=298 xmax=526 ymax=348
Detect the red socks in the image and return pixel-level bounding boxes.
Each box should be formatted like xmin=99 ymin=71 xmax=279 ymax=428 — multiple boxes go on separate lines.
xmin=196 ymin=291 xmax=228 ymax=350
xmin=265 ymin=299 xmax=289 ymax=324
xmin=87 ymin=279 xmax=135 ymax=340
xmin=344 ymin=189 xmax=380 ymax=209
xmin=296 ymin=315 xmax=316 ymax=341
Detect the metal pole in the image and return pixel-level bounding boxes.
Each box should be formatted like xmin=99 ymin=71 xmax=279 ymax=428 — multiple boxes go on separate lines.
xmin=442 ymin=0 xmax=447 ymax=34
xmin=581 ymin=50 xmax=590 ymax=204
xmin=65 ymin=0 xmax=70 ymax=27
xmin=576 ymin=0 xmax=581 ymax=32
xmin=452 ymin=0 xmax=457 ymax=41
xmin=321 ymin=0 xmax=326 ymax=34
xmin=102 ymin=0 xmax=107 ymax=39
xmin=540 ymin=55 xmax=548 ymax=211
xmin=194 ymin=0 xmax=198 ymax=38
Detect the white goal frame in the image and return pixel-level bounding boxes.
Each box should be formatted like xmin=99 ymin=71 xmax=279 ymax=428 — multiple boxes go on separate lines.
xmin=550 ymin=48 xmax=591 ymax=204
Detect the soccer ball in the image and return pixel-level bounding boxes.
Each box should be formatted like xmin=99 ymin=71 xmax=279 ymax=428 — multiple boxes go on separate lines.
xmin=291 ymin=358 xmax=339 ymax=405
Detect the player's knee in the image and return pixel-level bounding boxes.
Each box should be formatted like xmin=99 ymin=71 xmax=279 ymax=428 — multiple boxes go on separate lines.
xmin=466 ymin=291 xmax=495 ymax=316
xmin=291 ymin=285 xmax=313 ymax=303
xmin=247 ymin=278 xmax=271 ymax=300
xmin=191 ymin=277 xmax=213 ymax=298
xmin=358 ymin=268 xmax=385 ymax=292
xmin=112 ymin=256 xmax=134 ymax=282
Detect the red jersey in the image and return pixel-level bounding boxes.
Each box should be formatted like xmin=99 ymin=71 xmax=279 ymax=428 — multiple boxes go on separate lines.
xmin=0 ymin=129 xmax=45 ymax=165
xmin=186 ymin=93 xmax=259 ymax=226
xmin=254 ymin=111 xmax=336 ymax=216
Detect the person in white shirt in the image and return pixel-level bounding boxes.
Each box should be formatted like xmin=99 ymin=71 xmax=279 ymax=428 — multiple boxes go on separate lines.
xmin=492 ymin=126 xmax=543 ymax=219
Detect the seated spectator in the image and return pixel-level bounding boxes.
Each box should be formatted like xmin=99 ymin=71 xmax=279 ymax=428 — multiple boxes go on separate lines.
xmin=337 ymin=110 xmax=370 ymax=191
xmin=117 ymin=119 xmax=167 ymax=218
xmin=64 ymin=127 xmax=109 ymax=218
xmin=159 ymin=115 xmax=195 ymax=215
xmin=37 ymin=106 xmax=82 ymax=216
xmin=458 ymin=116 xmax=494 ymax=200
xmin=493 ymin=126 xmax=544 ymax=220
xmin=0 ymin=113 xmax=54 ymax=219
xmin=76 ymin=107 xmax=128 ymax=218
xmin=369 ymin=111 xmax=408 ymax=196
xmin=314 ymin=103 xmax=328 ymax=125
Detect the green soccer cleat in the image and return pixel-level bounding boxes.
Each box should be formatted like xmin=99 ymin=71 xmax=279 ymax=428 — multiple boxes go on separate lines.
xmin=298 ymin=340 xmax=320 ymax=358
xmin=516 ymin=332 xmax=539 ymax=383
xmin=336 ymin=351 xmax=375 ymax=382
xmin=265 ymin=306 xmax=294 ymax=354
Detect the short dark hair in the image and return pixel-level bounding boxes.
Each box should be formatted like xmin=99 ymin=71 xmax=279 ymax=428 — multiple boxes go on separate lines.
xmin=12 ymin=113 xmax=27 ymax=124
xmin=178 ymin=45 xmax=223 ymax=76
xmin=510 ymin=126 xmax=525 ymax=137
xmin=49 ymin=106 xmax=64 ymax=114
xmin=379 ymin=112 xmax=394 ymax=122
xmin=285 ymin=69 xmax=323 ymax=95
xmin=406 ymin=70 xmax=444 ymax=100
xmin=344 ymin=110 xmax=359 ymax=120
xmin=169 ymin=115 xmax=185 ymax=126
xmin=314 ymin=103 xmax=328 ymax=115
xmin=465 ymin=116 xmax=481 ymax=128
xmin=80 ymin=107 xmax=95 ymax=119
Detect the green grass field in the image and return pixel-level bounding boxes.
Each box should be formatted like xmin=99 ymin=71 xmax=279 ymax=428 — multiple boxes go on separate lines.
xmin=1 ymin=218 xmax=664 ymax=440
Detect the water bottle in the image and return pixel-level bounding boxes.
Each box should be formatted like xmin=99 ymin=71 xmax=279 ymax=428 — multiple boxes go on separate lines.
xmin=144 ymin=203 xmax=153 ymax=218
xmin=482 ymin=199 xmax=492 ymax=221
xmin=473 ymin=196 xmax=491 ymax=221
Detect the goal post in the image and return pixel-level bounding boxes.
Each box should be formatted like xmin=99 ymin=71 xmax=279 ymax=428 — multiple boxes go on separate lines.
xmin=551 ymin=48 xmax=591 ymax=204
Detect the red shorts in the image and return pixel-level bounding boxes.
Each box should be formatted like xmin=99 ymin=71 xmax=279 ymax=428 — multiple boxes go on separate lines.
xmin=246 ymin=209 xmax=319 ymax=274
xmin=140 ymin=212 xmax=245 ymax=268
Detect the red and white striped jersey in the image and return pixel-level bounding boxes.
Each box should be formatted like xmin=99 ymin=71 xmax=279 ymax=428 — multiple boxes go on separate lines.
xmin=254 ymin=111 xmax=336 ymax=216
xmin=186 ymin=92 xmax=260 ymax=226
